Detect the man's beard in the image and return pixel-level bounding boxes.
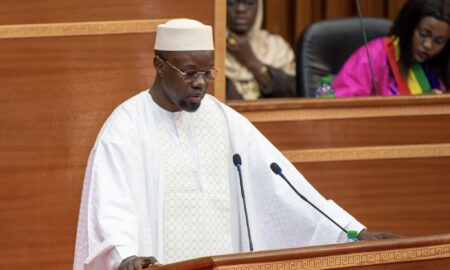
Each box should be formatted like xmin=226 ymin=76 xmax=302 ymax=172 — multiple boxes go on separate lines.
xmin=164 ymin=88 xmax=203 ymax=112
xmin=179 ymin=99 xmax=201 ymax=112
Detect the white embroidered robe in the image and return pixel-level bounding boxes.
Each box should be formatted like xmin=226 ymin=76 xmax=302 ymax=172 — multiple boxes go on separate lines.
xmin=74 ymin=90 xmax=365 ymax=270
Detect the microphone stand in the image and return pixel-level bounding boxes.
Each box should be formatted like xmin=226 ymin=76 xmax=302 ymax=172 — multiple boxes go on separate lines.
xmin=233 ymin=154 xmax=254 ymax=251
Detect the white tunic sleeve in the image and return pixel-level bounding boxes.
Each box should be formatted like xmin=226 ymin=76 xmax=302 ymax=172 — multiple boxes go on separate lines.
xmin=78 ymin=139 xmax=141 ymax=269
xmin=75 ymin=91 xmax=166 ymax=269
xmin=74 ymin=106 xmax=146 ymax=270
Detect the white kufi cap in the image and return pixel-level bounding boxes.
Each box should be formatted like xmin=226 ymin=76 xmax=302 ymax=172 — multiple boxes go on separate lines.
xmin=154 ymin=19 xmax=214 ymax=51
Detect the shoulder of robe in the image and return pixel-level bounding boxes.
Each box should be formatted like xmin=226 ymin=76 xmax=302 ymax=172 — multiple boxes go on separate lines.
xmin=95 ymin=92 xmax=149 ymax=146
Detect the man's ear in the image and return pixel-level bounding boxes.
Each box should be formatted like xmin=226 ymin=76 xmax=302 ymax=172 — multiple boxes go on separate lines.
xmin=154 ymin=56 xmax=164 ymax=76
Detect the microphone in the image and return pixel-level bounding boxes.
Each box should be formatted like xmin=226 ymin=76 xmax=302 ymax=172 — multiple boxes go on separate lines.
xmin=233 ymin=154 xmax=254 ymax=251
xmin=270 ymin=162 xmax=348 ymax=234
xmin=355 ymin=0 xmax=379 ymax=96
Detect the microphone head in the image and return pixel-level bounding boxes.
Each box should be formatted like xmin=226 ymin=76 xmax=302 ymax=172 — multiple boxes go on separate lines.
xmin=270 ymin=162 xmax=282 ymax=175
xmin=233 ymin=154 xmax=242 ymax=166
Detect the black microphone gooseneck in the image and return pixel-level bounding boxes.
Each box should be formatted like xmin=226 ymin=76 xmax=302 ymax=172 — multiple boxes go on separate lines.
xmin=233 ymin=154 xmax=254 ymax=251
xmin=270 ymin=162 xmax=348 ymax=234
xmin=355 ymin=0 xmax=379 ymax=96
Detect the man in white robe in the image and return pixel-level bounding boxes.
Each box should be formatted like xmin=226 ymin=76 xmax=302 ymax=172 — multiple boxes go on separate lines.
xmin=74 ymin=19 xmax=396 ymax=270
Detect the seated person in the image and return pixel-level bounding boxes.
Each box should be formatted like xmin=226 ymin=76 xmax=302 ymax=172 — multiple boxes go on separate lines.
xmin=333 ymin=0 xmax=450 ymax=97
xmin=226 ymin=0 xmax=296 ymax=100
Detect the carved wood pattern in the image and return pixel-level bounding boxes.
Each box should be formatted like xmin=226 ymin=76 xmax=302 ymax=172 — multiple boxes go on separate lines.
xmin=215 ymin=244 xmax=450 ymax=270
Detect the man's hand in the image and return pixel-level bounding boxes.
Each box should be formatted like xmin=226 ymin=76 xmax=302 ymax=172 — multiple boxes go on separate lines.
xmin=357 ymin=230 xmax=402 ymax=240
xmin=119 ymin=256 xmax=161 ymax=270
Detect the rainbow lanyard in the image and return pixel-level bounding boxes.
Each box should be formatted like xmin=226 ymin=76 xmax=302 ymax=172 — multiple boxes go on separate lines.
xmin=384 ymin=36 xmax=441 ymax=95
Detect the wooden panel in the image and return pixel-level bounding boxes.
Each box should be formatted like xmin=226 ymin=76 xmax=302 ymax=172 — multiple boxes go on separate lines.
xmin=0 ymin=19 xmax=167 ymax=39
xmin=214 ymin=0 xmax=227 ymax=102
xmin=156 ymin=234 xmax=450 ymax=270
xmin=294 ymin=0 xmax=321 ymax=44
xmin=284 ymin=144 xmax=450 ymax=163
xmin=254 ymin=115 xmax=450 ymax=150
xmin=387 ymin=0 xmax=408 ymax=20
xmin=359 ymin=0 xmax=387 ymax=18
xmin=295 ymin=157 xmax=450 ymax=236
xmin=214 ymin=252 xmax=450 ymax=270
xmin=324 ymin=0 xmax=355 ymax=19
xmin=264 ymin=0 xmax=295 ymax=46
xmin=0 ymin=34 xmax=155 ymax=269
xmin=0 ymin=0 xmax=214 ymax=24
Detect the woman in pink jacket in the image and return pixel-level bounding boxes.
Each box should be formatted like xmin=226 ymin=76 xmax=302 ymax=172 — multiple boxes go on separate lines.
xmin=333 ymin=0 xmax=450 ymax=97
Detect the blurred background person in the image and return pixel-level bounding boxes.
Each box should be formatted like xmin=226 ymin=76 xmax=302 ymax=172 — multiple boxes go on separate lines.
xmin=333 ymin=0 xmax=450 ymax=97
xmin=226 ymin=0 xmax=296 ymax=100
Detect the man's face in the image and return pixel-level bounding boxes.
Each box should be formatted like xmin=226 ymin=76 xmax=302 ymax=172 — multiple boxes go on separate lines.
xmin=227 ymin=0 xmax=258 ymax=35
xmin=412 ymin=16 xmax=450 ymax=63
xmin=157 ymin=50 xmax=214 ymax=112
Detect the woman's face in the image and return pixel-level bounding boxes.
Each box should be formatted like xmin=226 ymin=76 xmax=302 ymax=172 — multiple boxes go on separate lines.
xmin=227 ymin=0 xmax=258 ymax=35
xmin=412 ymin=16 xmax=450 ymax=63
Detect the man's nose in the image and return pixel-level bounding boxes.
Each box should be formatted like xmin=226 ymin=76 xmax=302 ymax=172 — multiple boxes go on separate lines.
xmin=192 ymin=73 xmax=207 ymax=86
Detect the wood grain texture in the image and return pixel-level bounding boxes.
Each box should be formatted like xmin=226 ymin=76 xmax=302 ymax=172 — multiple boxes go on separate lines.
xmin=229 ymin=95 xmax=450 ymax=112
xmin=324 ymin=0 xmax=355 ymax=19
xmin=293 ymin=0 xmax=325 ymax=44
xmin=284 ymin=143 xmax=450 ymax=162
xmin=359 ymin=0 xmax=387 ymax=18
xmin=296 ymin=158 xmax=450 ymax=237
xmin=0 ymin=33 xmax=155 ymax=269
xmin=153 ymin=234 xmax=450 ymax=270
xmin=264 ymin=0 xmax=295 ymax=47
xmin=231 ymin=96 xmax=450 ymax=150
xmin=214 ymin=0 xmax=227 ymax=102
xmin=254 ymin=115 xmax=450 ymax=150
xmin=0 ymin=19 xmax=167 ymax=39
xmin=387 ymin=0 xmax=408 ymax=20
xmin=216 ymin=245 xmax=450 ymax=269
xmin=0 ymin=0 xmax=214 ymax=25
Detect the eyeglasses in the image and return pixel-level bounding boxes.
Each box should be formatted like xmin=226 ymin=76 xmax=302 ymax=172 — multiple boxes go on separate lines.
xmin=156 ymin=55 xmax=218 ymax=83
xmin=227 ymin=0 xmax=256 ymax=6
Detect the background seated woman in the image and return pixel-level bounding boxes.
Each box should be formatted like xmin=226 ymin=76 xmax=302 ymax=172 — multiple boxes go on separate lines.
xmin=226 ymin=0 xmax=297 ymax=100
xmin=333 ymin=0 xmax=450 ymax=97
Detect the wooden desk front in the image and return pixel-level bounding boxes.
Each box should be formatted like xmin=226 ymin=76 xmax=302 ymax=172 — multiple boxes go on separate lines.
xmin=230 ymin=95 xmax=450 ymax=237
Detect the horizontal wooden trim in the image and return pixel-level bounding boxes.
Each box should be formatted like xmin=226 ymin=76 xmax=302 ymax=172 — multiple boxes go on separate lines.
xmin=283 ymin=143 xmax=450 ymax=163
xmin=229 ymin=95 xmax=450 ymax=112
xmin=241 ymin=104 xmax=450 ymax=123
xmin=0 ymin=19 xmax=168 ymax=39
xmin=216 ymin=243 xmax=450 ymax=270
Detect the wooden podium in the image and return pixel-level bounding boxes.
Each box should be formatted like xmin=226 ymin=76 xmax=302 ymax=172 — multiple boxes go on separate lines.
xmin=156 ymin=234 xmax=450 ymax=270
